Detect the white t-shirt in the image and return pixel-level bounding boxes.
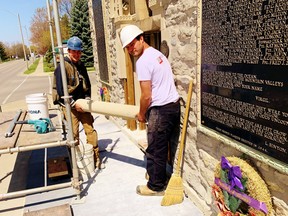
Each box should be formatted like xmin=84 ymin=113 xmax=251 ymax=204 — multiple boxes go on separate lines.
xmin=136 ymin=47 xmax=179 ymax=107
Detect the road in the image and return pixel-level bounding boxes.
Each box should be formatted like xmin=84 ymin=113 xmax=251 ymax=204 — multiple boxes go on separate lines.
xmin=0 ymin=59 xmax=52 ymax=106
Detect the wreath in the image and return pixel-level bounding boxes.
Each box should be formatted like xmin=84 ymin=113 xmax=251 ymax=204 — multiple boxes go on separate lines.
xmin=212 ymin=156 xmax=273 ymax=216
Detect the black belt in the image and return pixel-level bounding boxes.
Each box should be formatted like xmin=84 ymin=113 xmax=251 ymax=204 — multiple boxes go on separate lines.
xmin=146 ymin=98 xmax=180 ymax=119
xmin=163 ymin=98 xmax=180 ymax=107
xmin=148 ymin=98 xmax=180 ymax=112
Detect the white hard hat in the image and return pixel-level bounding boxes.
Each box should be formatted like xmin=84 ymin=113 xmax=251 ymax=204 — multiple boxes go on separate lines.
xmin=120 ymin=25 xmax=143 ymax=48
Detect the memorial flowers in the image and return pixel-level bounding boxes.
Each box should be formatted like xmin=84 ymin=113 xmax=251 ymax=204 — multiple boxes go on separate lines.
xmin=212 ymin=156 xmax=273 ymax=216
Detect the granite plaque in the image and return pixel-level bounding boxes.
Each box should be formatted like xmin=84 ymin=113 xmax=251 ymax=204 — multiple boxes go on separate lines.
xmin=201 ymin=0 xmax=288 ymax=163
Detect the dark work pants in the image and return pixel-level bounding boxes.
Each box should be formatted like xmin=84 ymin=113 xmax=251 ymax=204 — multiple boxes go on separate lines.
xmin=146 ymin=101 xmax=180 ymax=191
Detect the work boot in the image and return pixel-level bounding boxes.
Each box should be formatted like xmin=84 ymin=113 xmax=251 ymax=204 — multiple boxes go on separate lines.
xmin=95 ymin=157 xmax=106 ymax=169
xmin=136 ymin=185 xmax=164 ymax=196
xmin=93 ymin=147 xmax=105 ymax=169
xmin=145 ymin=172 xmax=149 ymax=180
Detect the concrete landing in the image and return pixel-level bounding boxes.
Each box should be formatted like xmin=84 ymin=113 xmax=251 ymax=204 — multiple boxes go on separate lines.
xmin=0 ymin=97 xmax=204 ymax=216
xmin=16 ymin=114 xmax=204 ymax=216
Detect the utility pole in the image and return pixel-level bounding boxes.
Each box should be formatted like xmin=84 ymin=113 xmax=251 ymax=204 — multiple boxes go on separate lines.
xmin=24 ymin=26 xmax=33 ymax=62
xmin=3 ymin=10 xmax=29 ymax=68
xmin=18 ymin=13 xmax=28 ymax=69
xmin=46 ymin=0 xmax=57 ymax=68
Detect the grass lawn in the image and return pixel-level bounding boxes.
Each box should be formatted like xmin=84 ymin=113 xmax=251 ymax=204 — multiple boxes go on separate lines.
xmin=24 ymin=58 xmax=40 ymax=74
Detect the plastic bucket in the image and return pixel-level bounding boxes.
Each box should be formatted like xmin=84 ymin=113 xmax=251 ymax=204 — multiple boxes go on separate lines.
xmin=26 ymin=93 xmax=49 ymax=120
xmin=76 ymin=143 xmax=95 ymax=175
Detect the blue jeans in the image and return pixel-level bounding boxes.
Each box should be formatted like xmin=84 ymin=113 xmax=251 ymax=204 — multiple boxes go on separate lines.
xmin=146 ymin=100 xmax=180 ymax=191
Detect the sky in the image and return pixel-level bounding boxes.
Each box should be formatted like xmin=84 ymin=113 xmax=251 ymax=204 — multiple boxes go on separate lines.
xmin=0 ymin=0 xmax=48 ymax=44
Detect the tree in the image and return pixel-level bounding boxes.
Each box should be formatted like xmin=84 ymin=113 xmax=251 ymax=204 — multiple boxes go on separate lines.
xmin=70 ymin=0 xmax=94 ymax=67
xmin=45 ymin=45 xmax=53 ymax=64
xmin=30 ymin=8 xmax=50 ymax=55
xmin=0 ymin=42 xmax=8 ymax=61
xmin=59 ymin=0 xmax=72 ymax=18
xmin=60 ymin=13 xmax=71 ymax=41
xmin=30 ymin=5 xmax=71 ymax=55
xmin=4 ymin=42 xmax=28 ymax=59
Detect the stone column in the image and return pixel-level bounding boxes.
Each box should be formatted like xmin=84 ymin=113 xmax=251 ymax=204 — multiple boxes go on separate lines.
xmin=135 ymin=0 xmax=149 ymax=20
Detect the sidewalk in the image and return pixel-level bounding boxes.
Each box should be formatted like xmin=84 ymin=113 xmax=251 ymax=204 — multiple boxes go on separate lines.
xmin=33 ymin=57 xmax=53 ymax=76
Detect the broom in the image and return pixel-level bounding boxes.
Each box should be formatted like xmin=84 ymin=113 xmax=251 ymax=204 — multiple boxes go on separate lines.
xmin=161 ymin=80 xmax=193 ymax=206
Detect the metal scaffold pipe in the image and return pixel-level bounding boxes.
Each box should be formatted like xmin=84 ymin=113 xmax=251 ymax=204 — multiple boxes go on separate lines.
xmin=52 ymin=0 xmax=81 ymax=200
xmin=0 ymin=182 xmax=72 ymax=201
xmin=46 ymin=0 xmax=57 ymax=68
xmin=0 ymin=140 xmax=68 ymax=155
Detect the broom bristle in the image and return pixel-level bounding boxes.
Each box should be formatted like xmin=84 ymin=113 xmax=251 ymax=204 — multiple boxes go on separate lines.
xmin=161 ymin=174 xmax=184 ymax=206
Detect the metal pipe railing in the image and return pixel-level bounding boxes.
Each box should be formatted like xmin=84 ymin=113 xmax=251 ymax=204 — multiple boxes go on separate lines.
xmin=0 ymin=182 xmax=72 ymax=201
xmin=0 ymin=140 xmax=68 ymax=155
xmin=0 ymin=0 xmax=83 ymax=204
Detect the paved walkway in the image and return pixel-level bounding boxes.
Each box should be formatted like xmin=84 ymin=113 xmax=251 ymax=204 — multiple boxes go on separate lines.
xmin=33 ymin=57 xmax=53 ymax=76
xmin=23 ymin=114 xmax=204 ymax=216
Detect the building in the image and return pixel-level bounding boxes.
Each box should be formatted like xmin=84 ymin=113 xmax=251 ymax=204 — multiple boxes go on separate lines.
xmin=87 ymin=1 xmax=288 ymax=215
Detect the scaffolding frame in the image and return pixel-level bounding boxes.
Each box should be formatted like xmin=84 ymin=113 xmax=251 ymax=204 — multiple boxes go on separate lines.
xmin=0 ymin=0 xmax=82 ymax=203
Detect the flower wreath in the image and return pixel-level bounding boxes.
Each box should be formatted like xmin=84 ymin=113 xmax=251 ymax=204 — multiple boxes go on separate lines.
xmin=212 ymin=156 xmax=273 ymax=216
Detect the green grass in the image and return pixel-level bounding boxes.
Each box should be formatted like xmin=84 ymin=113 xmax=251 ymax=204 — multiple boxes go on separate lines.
xmin=24 ymin=58 xmax=40 ymax=75
xmin=87 ymin=67 xmax=95 ymax=72
xmin=31 ymin=57 xmax=95 ymax=74
xmin=43 ymin=59 xmax=55 ymax=73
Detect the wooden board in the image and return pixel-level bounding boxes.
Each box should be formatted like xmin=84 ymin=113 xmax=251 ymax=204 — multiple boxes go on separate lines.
xmin=24 ymin=203 xmax=72 ymax=216
xmin=16 ymin=109 xmax=63 ymax=147
xmin=48 ymin=157 xmax=69 ymax=178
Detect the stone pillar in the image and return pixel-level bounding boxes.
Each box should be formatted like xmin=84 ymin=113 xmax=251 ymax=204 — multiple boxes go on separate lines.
xmin=135 ymin=0 xmax=149 ymax=20
xmin=118 ymin=0 xmax=123 ymax=16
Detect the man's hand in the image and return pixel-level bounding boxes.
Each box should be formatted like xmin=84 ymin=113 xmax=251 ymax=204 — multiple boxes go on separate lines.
xmin=137 ymin=112 xmax=146 ymax=123
xmin=74 ymin=103 xmax=84 ymax=113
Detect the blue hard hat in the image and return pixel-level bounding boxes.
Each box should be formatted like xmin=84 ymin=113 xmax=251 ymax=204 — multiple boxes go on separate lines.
xmin=67 ymin=36 xmax=83 ymax=51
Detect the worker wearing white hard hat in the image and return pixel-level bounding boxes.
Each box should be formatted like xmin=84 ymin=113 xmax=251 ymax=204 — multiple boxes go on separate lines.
xmin=120 ymin=24 xmax=143 ymax=48
xmin=120 ymin=25 xmax=180 ymax=196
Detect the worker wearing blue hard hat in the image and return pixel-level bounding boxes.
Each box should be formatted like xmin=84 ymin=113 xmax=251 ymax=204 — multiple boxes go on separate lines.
xmin=52 ymin=36 xmax=105 ymax=169
xmin=67 ymin=36 xmax=83 ymax=51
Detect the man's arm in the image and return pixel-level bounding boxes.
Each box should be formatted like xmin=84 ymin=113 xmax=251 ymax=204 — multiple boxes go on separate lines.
xmin=137 ymin=80 xmax=152 ymax=122
xmin=80 ymin=63 xmax=92 ymax=98
xmin=54 ymin=66 xmax=64 ymax=97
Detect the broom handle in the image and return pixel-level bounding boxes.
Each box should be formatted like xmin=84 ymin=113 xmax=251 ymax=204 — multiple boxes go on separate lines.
xmin=175 ymin=80 xmax=193 ymax=174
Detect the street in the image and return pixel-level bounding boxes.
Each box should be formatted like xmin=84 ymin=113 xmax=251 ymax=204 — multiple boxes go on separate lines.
xmin=0 ymin=59 xmax=52 ymax=106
